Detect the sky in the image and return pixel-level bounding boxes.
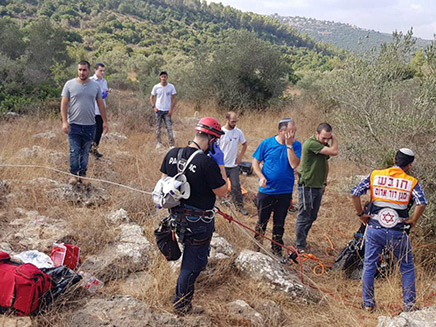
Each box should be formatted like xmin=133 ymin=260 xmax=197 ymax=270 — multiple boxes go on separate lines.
xmin=206 ymin=0 xmax=436 ymax=40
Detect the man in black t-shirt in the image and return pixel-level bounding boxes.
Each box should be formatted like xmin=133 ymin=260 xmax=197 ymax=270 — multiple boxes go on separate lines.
xmin=160 ymin=117 xmax=227 ymax=315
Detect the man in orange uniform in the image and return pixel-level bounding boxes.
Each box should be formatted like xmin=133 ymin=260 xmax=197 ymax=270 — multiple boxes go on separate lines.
xmin=351 ymin=148 xmax=427 ymax=312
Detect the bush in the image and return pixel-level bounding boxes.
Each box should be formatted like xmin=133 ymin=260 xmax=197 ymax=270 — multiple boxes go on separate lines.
xmin=185 ymin=30 xmax=290 ymax=109
xmin=318 ymin=31 xmax=436 ymax=236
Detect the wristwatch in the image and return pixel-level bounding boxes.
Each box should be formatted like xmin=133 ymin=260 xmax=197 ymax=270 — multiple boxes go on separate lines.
xmin=286 ymin=145 xmax=293 ymax=150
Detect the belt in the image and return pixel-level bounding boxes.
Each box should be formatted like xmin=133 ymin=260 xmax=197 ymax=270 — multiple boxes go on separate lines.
xmin=183 ymin=208 xmax=215 ymax=218
xmin=369 ymin=220 xmax=410 ymax=232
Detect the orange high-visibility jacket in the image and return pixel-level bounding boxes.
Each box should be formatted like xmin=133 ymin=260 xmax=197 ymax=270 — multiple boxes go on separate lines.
xmin=370 ymin=167 xmax=418 ymax=210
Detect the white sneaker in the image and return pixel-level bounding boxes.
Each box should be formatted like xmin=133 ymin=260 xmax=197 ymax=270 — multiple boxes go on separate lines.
xmin=169 ymin=146 xmax=175 ymax=149
xmin=155 ymin=143 xmax=163 ymax=150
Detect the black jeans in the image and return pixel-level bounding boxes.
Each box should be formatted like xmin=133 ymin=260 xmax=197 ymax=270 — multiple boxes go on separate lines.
xmin=225 ymin=166 xmax=244 ymax=208
xmin=295 ymin=185 xmax=323 ymax=251
xmin=94 ymin=115 xmax=103 ymax=146
xmin=155 ymin=110 xmax=174 ymax=146
xmin=255 ymin=192 xmax=292 ymax=255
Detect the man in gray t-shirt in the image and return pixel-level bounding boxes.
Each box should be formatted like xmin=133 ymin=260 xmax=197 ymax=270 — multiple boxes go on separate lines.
xmin=61 ymin=60 xmax=109 ymax=184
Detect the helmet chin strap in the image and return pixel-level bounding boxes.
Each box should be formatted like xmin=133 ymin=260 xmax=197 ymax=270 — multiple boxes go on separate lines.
xmin=188 ymin=140 xmax=202 ymax=151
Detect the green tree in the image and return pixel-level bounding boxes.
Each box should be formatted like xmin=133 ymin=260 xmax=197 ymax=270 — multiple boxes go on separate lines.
xmin=187 ymin=31 xmax=290 ymax=109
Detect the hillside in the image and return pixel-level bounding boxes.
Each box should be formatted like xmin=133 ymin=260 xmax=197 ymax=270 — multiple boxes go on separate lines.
xmin=0 ymin=0 xmax=336 ymax=59
xmin=1 ymin=98 xmax=435 ymax=326
xmin=272 ymin=14 xmax=432 ymax=54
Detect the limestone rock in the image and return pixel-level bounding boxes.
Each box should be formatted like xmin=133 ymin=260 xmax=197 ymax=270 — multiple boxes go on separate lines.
xmin=0 ymin=316 xmax=32 ymax=327
xmin=169 ymin=233 xmax=234 ymax=273
xmin=226 ymin=299 xmax=263 ymax=326
xmin=32 ymin=131 xmax=56 ymax=139
xmin=45 ymin=182 xmax=110 ymax=207
xmin=18 ymin=146 xmax=65 ymax=163
xmin=254 ymin=299 xmax=282 ymax=323
xmin=0 ymin=242 xmax=13 ymax=254
xmin=9 ymin=208 xmax=72 ymax=252
xmin=80 ymin=223 xmax=155 ymax=281
xmin=118 ymin=271 xmax=157 ymax=296
xmin=103 ymin=132 xmax=128 ymax=141
xmin=210 ymin=232 xmax=235 ymax=260
xmin=235 ymin=250 xmax=319 ymax=303
xmin=378 ymin=306 xmax=436 ymax=327
xmin=69 ymin=296 xmax=207 ymax=327
xmin=107 ymin=208 xmax=130 ymax=225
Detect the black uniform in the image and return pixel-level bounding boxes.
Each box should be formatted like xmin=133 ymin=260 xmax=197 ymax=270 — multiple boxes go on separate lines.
xmin=160 ymin=145 xmax=225 ymax=314
xmin=160 ymin=146 xmax=225 ymax=210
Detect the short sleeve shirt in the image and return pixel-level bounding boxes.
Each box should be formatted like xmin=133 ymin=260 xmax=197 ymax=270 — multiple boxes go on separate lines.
xmin=160 ymin=146 xmax=226 ymax=210
xmin=151 ymin=83 xmax=177 ymax=111
xmin=220 ymin=127 xmax=246 ymax=168
xmin=61 ymin=78 xmax=102 ymax=125
xmin=90 ymin=75 xmax=108 ymax=115
xmin=299 ymin=135 xmax=329 ymax=188
xmin=252 ymin=136 xmax=302 ymax=194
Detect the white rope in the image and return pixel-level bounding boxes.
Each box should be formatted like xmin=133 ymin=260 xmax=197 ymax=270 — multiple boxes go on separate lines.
xmin=0 ymin=163 xmax=153 ymax=195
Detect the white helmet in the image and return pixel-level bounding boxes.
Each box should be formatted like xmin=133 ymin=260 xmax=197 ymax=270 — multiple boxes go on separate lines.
xmin=152 ymin=173 xmax=191 ymax=209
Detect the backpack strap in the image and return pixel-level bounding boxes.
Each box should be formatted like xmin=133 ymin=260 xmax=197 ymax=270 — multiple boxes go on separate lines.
xmin=177 ymin=149 xmax=202 ymax=175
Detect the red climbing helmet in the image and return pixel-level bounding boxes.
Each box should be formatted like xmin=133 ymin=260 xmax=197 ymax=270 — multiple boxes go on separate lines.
xmin=195 ymin=117 xmax=224 ymax=138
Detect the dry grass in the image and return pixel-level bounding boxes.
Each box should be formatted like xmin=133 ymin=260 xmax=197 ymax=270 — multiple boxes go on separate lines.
xmin=0 ymin=98 xmax=435 ymax=327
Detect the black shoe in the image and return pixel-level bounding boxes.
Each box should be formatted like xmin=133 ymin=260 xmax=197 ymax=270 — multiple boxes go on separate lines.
xmin=93 ymin=149 xmax=103 ymax=158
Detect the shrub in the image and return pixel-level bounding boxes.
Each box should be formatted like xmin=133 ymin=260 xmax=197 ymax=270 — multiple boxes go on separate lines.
xmin=318 ymin=31 xmax=436 ymax=235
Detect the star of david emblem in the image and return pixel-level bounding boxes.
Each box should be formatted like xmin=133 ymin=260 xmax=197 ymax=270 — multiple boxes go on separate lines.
xmin=381 ymin=212 xmax=395 ymax=223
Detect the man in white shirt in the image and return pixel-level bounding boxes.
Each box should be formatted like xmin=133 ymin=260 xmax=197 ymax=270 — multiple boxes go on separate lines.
xmin=150 ymin=71 xmax=177 ymax=149
xmin=89 ymin=62 xmax=110 ymax=158
xmin=220 ymin=112 xmax=248 ymax=215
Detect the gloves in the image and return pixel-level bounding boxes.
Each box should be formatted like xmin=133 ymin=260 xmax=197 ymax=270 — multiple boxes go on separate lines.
xmin=209 ymin=142 xmax=225 ymax=166
xmin=102 ymin=91 xmax=107 ymax=99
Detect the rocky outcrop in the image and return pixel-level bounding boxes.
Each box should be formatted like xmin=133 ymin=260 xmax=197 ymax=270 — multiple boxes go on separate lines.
xmin=45 ymin=182 xmax=110 ymax=207
xmin=210 ymin=232 xmax=235 ymax=260
xmin=69 ymin=296 xmax=208 ymax=327
xmin=235 ymin=250 xmax=319 ymax=304
xmin=106 ymin=208 xmax=130 ymax=225
xmin=80 ymin=223 xmax=155 ymax=281
xmin=0 ymin=316 xmax=32 ymax=327
xmin=226 ymin=299 xmax=263 ymax=326
xmin=32 ymin=131 xmax=57 ymax=139
xmin=103 ymin=132 xmax=128 ymax=141
xmin=8 ymin=208 xmax=72 ymax=252
xmin=378 ymin=306 xmax=436 ymax=327
xmin=169 ymin=232 xmax=235 ymax=272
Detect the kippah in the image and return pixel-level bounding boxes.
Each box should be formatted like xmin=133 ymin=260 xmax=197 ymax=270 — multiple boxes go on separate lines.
xmin=399 ymin=148 xmax=414 ymax=157
xmin=279 ymin=118 xmax=294 ymax=124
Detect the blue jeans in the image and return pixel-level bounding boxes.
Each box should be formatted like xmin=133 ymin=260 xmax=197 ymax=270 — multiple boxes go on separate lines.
xmin=362 ymin=224 xmax=415 ymax=310
xmin=295 ymin=185 xmax=323 ymax=250
xmin=68 ymin=124 xmax=96 ymax=176
xmin=173 ymin=205 xmax=214 ymax=312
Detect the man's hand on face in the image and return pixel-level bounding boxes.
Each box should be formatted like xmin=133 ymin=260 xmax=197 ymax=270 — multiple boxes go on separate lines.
xmin=285 ymin=130 xmax=296 ymax=146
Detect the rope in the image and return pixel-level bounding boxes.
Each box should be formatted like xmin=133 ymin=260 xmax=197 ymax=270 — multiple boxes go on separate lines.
xmin=3 ymin=163 xmax=436 ymax=313
xmin=0 ymin=163 xmax=153 ymax=195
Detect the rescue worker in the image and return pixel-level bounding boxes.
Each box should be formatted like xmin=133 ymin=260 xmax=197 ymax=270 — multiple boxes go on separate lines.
xmin=351 ymin=148 xmax=427 ymax=312
xmin=160 ymin=117 xmax=227 ymax=315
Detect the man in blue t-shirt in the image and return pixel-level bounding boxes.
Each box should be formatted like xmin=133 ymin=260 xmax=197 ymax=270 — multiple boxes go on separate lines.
xmin=252 ymin=118 xmax=302 ymax=257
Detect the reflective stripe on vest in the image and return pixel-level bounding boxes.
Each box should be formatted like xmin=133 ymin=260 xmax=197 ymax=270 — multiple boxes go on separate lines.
xmin=370 ymin=167 xmax=417 ymax=210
